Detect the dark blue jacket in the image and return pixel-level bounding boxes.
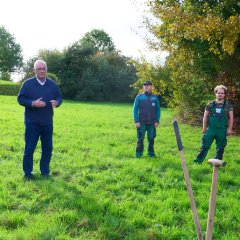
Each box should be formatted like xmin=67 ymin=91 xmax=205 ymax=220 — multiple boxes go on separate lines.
xmin=133 ymin=92 xmax=160 ymax=124
xmin=18 ymin=77 xmax=62 ymax=125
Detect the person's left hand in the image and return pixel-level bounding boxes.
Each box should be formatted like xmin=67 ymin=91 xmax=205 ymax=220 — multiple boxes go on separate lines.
xmin=154 ymin=122 xmax=159 ymax=128
xmin=50 ymin=100 xmax=58 ymax=108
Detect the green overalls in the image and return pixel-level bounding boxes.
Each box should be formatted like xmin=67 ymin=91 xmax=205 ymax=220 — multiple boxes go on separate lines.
xmin=194 ymin=101 xmax=228 ymax=163
xmin=136 ymin=124 xmax=156 ymax=157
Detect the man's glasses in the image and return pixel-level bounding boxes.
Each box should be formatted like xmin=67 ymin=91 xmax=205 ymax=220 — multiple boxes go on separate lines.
xmin=36 ymin=68 xmax=46 ymax=71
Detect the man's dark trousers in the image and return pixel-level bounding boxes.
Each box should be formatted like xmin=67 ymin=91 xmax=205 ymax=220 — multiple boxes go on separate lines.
xmin=136 ymin=124 xmax=156 ymax=157
xmin=23 ymin=123 xmax=53 ymax=177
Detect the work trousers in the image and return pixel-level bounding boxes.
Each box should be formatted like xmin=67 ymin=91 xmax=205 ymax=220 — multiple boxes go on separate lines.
xmin=136 ymin=124 xmax=156 ymax=157
xmin=194 ymin=127 xmax=227 ymax=163
xmin=23 ymin=123 xmax=53 ymax=176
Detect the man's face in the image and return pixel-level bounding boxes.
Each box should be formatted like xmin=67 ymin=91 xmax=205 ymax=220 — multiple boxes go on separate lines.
xmin=215 ymin=88 xmax=225 ymax=101
xmin=34 ymin=62 xmax=47 ymax=81
xmin=143 ymin=84 xmax=152 ymax=93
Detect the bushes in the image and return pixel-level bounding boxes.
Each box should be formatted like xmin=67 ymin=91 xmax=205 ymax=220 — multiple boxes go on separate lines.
xmin=0 ymin=80 xmax=21 ymax=96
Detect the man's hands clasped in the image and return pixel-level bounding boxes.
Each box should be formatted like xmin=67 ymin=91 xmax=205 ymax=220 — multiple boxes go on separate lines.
xmin=32 ymin=97 xmax=58 ymax=108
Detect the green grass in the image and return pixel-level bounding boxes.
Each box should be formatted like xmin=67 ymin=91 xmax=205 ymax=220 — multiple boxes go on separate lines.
xmin=0 ymin=95 xmax=239 ymax=240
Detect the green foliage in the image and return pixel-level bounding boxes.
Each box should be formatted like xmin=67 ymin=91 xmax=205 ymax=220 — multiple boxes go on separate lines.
xmin=22 ymin=49 xmax=63 ymax=81
xmin=145 ymin=0 xmax=240 ymax=129
xmin=130 ymin=57 xmax=171 ymax=107
xmin=22 ymin=30 xmax=136 ymax=102
xmin=0 ymin=95 xmax=239 ymax=239
xmin=47 ymin=72 xmax=60 ymax=85
xmin=0 ymin=72 xmax=11 ymax=81
xmin=0 ymin=26 xmax=23 ymax=79
xmin=80 ymin=29 xmax=116 ymax=53
xmin=0 ymin=80 xmax=20 ymax=96
xmin=91 ymin=52 xmax=137 ymax=102
xmin=148 ymin=0 xmax=240 ymax=55
xmin=59 ymin=40 xmax=136 ymax=102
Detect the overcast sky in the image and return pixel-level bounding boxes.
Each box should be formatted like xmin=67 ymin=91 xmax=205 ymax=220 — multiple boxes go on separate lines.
xmin=1 ymin=0 xmax=166 ymax=63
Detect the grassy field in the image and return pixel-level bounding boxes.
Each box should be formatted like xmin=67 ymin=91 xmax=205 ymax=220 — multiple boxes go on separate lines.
xmin=0 ymin=95 xmax=239 ymax=240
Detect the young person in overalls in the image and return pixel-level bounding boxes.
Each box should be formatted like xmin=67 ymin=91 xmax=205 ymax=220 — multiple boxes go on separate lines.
xmin=133 ymin=81 xmax=161 ymax=158
xmin=194 ymin=85 xmax=233 ymax=163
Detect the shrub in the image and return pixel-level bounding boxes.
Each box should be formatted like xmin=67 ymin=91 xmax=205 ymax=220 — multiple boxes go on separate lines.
xmin=0 ymin=80 xmax=21 ymax=96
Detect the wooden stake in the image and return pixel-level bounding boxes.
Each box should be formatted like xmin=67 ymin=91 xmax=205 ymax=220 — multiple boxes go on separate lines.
xmin=206 ymin=159 xmax=226 ymax=240
xmin=173 ymin=120 xmax=203 ymax=240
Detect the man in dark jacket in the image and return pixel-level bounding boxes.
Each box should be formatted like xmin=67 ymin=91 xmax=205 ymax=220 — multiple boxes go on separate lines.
xmin=18 ymin=60 xmax=62 ymax=179
xmin=133 ymin=81 xmax=160 ymax=158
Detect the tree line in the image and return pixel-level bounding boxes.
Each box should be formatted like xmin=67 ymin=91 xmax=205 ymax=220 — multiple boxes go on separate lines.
xmin=0 ymin=27 xmax=138 ymax=102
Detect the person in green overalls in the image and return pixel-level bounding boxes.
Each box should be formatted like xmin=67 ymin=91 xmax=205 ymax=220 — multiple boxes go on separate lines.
xmin=194 ymin=85 xmax=234 ymax=163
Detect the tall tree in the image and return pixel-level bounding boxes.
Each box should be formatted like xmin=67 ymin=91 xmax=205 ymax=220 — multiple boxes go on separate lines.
xmin=80 ymin=29 xmax=116 ymax=53
xmin=145 ymin=0 xmax=240 ymax=130
xmin=0 ymin=26 xmax=23 ymax=80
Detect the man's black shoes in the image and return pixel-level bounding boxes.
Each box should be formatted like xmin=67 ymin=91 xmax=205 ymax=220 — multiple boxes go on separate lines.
xmin=41 ymin=173 xmax=50 ymax=179
xmin=24 ymin=174 xmax=35 ymax=181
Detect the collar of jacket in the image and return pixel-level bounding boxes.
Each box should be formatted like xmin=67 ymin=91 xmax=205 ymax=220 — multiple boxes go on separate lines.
xmin=144 ymin=91 xmax=152 ymax=96
xmin=33 ymin=76 xmax=49 ymax=85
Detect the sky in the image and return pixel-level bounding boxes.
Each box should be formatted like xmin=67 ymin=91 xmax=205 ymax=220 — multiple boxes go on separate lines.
xmin=0 ymin=0 xmax=167 ymax=64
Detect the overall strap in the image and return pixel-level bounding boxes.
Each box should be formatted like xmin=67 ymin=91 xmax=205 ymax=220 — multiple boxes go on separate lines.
xmin=212 ymin=100 xmax=216 ymax=108
xmin=223 ymin=100 xmax=226 ymax=108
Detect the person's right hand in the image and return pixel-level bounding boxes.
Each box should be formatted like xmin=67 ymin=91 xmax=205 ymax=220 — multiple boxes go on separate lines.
xmin=32 ymin=97 xmax=46 ymax=108
xmin=202 ymin=128 xmax=207 ymax=134
xmin=135 ymin=122 xmax=141 ymax=128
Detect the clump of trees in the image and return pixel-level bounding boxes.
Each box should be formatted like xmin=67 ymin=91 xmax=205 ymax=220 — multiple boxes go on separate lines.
xmin=23 ymin=29 xmax=137 ymax=102
xmin=139 ymin=0 xmax=240 ymax=133
xmin=0 ymin=27 xmax=137 ymax=102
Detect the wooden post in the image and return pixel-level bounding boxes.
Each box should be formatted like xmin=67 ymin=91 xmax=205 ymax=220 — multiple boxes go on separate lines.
xmin=206 ymin=159 xmax=226 ymax=240
xmin=173 ymin=120 xmax=203 ymax=240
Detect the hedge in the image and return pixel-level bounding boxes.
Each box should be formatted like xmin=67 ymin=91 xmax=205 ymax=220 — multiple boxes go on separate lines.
xmin=0 ymin=80 xmax=21 ymax=96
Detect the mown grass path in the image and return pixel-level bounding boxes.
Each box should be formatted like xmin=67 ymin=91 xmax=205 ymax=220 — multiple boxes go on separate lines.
xmin=0 ymin=95 xmax=239 ymax=239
